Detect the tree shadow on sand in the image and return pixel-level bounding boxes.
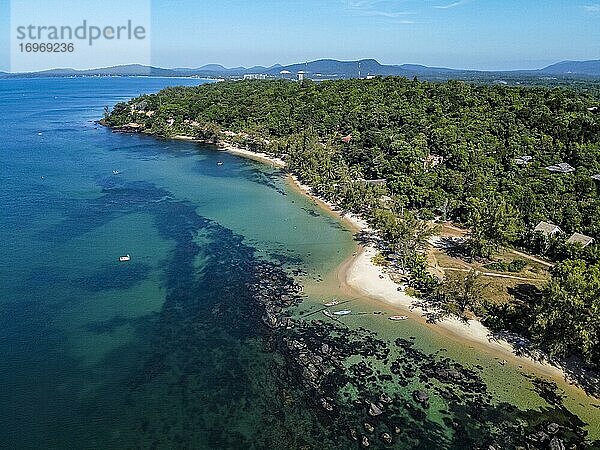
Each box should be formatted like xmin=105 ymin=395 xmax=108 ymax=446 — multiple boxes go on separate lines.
xmin=485 ymin=284 xmax=600 ymax=398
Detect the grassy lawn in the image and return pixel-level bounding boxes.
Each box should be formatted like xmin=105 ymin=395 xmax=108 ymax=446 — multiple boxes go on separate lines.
xmin=427 ymin=224 xmax=550 ymax=305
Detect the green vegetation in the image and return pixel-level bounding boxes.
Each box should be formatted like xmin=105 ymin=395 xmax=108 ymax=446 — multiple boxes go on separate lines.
xmin=532 ymin=260 xmax=600 ymax=366
xmin=371 ymin=252 xmax=389 ymax=267
xmin=105 ymin=77 xmax=600 ymax=368
xmin=435 ymin=270 xmax=487 ymax=318
xmin=484 ymin=259 xmax=527 ymax=273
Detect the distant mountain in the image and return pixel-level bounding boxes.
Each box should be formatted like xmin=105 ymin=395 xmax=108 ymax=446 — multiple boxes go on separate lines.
xmin=196 ymin=64 xmax=229 ymax=72
xmin=3 ymin=64 xmax=180 ymax=78
xmin=540 ymin=60 xmax=600 ymax=76
xmin=264 ymin=59 xmax=408 ymax=77
xmin=1 ymin=59 xmax=599 ymax=80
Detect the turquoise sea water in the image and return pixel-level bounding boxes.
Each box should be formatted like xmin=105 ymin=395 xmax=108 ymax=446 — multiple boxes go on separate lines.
xmin=0 ymin=78 xmax=356 ymax=448
xmin=1 ymin=77 xmax=598 ymax=449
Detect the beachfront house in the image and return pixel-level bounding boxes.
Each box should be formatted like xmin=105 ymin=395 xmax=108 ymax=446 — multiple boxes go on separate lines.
xmin=566 ymin=233 xmax=595 ymax=248
xmin=546 ymin=162 xmax=575 ymax=174
xmin=533 ymin=221 xmax=563 ymax=237
xmin=514 ymin=155 xmax=533 ymax=166
xmin=363 ymin=179 xmax=387 ymax=186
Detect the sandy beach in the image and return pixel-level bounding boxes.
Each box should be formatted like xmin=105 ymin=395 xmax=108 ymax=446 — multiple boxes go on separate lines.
xmin=172 ymin=135 xmax=287 ymax=168
xmin=174 ymin=135 xmax=588 ymax=387
xmin=340 ymin=246 xmax=568 ymax=378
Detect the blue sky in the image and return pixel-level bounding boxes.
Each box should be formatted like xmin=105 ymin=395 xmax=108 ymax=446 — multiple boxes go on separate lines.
xmin=1 ymin=0 xmax=599 ymax=72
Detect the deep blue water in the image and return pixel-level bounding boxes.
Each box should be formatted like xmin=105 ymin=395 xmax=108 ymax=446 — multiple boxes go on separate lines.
xmin=0 ymin=77 xmax=354 ymax=448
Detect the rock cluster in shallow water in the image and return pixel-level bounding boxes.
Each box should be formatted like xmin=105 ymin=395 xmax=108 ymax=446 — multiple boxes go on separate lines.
xmin=244 ymin=261 xmax=596 ymax=449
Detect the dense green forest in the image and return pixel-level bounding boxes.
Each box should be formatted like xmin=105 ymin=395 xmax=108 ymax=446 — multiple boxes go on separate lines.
xmin=105 ymin=78 xmax=600 ymax=369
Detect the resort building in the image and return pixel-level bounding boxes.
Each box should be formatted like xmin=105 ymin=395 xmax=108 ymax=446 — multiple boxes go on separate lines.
xmin=514 ymin=155 xmax=533 ymax=166
xmin=546 ymin=162 xmax=575 ymax=173
xmin=363 ymin=179 xmax=387 ymax=186
xmin=533 ymin=221 xmax=563 ymax=236
xmin=243 ymin=74 xmax=268 ymax=80
xmin=566 ymin=233 xmax=595 ymax=248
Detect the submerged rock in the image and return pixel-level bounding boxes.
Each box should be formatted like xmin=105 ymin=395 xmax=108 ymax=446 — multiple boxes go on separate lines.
xmin=528 ymin=430 xmax=550 ymax=443
xmin=413 ymin=390 xmax=430 ymax=406
xmin=380 ymin=432 xmax=393 ymax=444
xmin=368 ymin=402 xmax=383 ymax=417
xmin=348 ymin=428 xmax=358 ymax=441
xmin=319 ymin=397 xmax=334 ymax=412
xmin=549 ymin=436 xmax=565 ymax=450
xmin=547 ymin=423 xmax=560 ymax=435
xmin=379 ymin=393 xmax=393 ymax=404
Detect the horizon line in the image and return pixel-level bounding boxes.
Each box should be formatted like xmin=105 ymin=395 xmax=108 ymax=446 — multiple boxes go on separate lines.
xmin=2 ymin=57 xmax=599 ymax=75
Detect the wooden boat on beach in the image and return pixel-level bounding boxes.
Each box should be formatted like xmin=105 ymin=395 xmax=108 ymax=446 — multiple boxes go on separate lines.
xmin=388 ymin=315 xmax=408 ymax=321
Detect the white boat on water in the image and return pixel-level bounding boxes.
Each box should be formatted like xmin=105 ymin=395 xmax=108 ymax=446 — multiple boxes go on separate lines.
xmin=324 ymin=300 xmax=340 ymax=307
xmin=388 ymin=315 xmax=408 ymax=321
xmin=119 ymin=254 xmax=131 ymax=262
xmin=333 ymin=310 xmax=352 ymax=316
xmin=217 ymin=161 xmax=224 ymax=166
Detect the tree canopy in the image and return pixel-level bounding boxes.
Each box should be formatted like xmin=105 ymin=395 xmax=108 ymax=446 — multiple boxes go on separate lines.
xmin=105 ymin=77 xmax=600 ymax=367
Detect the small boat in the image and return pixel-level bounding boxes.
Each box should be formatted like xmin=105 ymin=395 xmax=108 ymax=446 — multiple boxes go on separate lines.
xmin=322 ymin=310 xmax=334 ymax=318
xmin=388 ymin=315 xmax=408 ymax=321
xmin=112 ymin=170 xmax=120 ymax=175
xmin=324 ymin=300 xmax=340 ymax=307
xmin=119 ymin=254 xmax=131 ymax=262
xmin=217 ymin=161 xmax=224 ymax=166
xmin=333 ymin=310 xmax=352 ymax=316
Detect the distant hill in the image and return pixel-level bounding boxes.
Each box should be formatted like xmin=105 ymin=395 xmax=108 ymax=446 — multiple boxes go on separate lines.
xmin=540 ymin=60 xmax=600 ymax=76
xmin=3 ymin=64 xmax=180 ymax=78
xmin=1 ymin=59 xmax=600 ymax=80
xmin=263 ymin=59 xmax=408 ymax=78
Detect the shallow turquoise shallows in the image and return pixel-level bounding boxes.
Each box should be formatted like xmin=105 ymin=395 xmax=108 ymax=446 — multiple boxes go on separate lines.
xmin=0 ymin=77 xmax=357 ymax=448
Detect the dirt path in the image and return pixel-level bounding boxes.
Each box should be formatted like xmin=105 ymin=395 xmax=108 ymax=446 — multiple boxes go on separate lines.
xmin=511 ymin=249 xmax=555 ymax=268
xmin=440 ymin=266 xmax=544 ymax=282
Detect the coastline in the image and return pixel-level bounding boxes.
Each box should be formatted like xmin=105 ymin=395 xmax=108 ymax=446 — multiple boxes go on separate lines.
xmin=340 ymin=246 xmax=567 ymax=377
xmin=172 ymin=135 xmax=287 ymax=168
xmin=151 ymin=133 xmax=595 ymax=394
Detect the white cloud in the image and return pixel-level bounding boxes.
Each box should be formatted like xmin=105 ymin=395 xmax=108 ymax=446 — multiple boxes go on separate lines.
xmin=583 ymin=4 xmax=600 ymax=13
xmin=434 ymin=0 xmax=470 ymax=9
xmin=344 ymin=0 xmax=415 ymax=20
